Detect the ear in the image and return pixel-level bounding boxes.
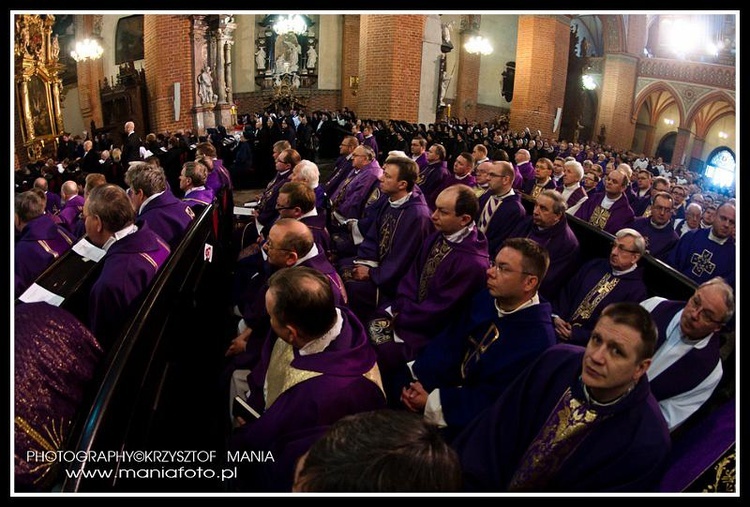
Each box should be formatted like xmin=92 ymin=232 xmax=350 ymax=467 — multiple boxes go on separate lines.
xmin=459 ymin=213 xmax=472 ymax=227
xmin=285 ymin=252 xmax=299 ymax=267
xmin=632 ymin=358 xmax=652 ymax=382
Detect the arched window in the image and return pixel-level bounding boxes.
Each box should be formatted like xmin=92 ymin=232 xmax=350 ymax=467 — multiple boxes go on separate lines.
xmin=704 ymin=147 xmax=736 ymax=188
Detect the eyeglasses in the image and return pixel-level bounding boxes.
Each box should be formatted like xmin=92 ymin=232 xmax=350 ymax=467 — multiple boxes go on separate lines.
xmin=651 ymin=205 xmax=673 ymax=213
xmin=487 ymin=173 xmax=505 ymax=179
xmin=263 ymin=239 xmax=292 ymax=252
xmin=611 ymin=242 xmax=640 ymax=254
xmin=489 ymin=260 xmax=534 ymax=277
xmin=687 ymin=294 xmax=724 ymax=325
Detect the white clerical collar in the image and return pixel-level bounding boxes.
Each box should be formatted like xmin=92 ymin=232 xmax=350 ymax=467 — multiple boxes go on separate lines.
xmin=299 ymin=208 xmax=318 ymax=219
xmin=299 ymin=308 xmax=344 ymax=356
xmin=444 ymin=222 xmax=474 ymax=243
xmin=185 ymin=186 xmax=205 ymax=196
xmin=564 ymin=182 xmax=580 ymax=191
xmin=707 ymin=229 xmax=729 ymax=245
xmin=601 ymin=193 xmax=623 ymax=209
xmin=536 ymin=178 xmax=551 ymax=187
xmin=293 ymin=243 xmax=320 ymax=266
xmin=139 ymin=190 xmax=165 ymax=214
xmin=101 ymin=223 xmax=139 ymax=252
xmin=346 ymin=153 xmax=354 ymax=160
xmin=278 ymin=169 xmax=292 ymax=178
xmin=454 ymin=173 xmax=471 ymax=181
xmin=581 ymin=377 xmax=635 ymax=407
xmin=494 ymin=188 xmax=514 ymax=200
xmin=389 ymin=192 xmax=411 ymax=208
xmin=494 ymin=293 xmax=540 ymax=317
xmin=612 ymin=263 xmax=638 ymax=276
xmin=649 ymin=219 xmax=671 ymax=230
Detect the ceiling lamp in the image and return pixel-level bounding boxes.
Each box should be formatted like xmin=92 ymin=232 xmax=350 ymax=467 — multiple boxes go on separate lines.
xmin=273 ymin=14 xmax=307 ymax=36
xmin=582 ymin=74 xmax=597 ymax=90
xmin=70 ymin=37 xmax=103 ymax=62
xmin=465 ymin=35 xmax=493 ymax=56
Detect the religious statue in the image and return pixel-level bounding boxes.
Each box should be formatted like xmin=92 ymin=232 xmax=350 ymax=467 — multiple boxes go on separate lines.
xmin=306 ymin=45 xmax=317 ymax=69
xmin=573 ymin=118 xmax=584 ymax=143
xmin=439 ymin=70 xmax=449 ymax=106
xmin=274 ymin=33 xmax=302 ymax=74
xmin=440 ymin=21 xmax=454 ymax=52
xmin=580 ymin=37 xmax=590 ymax=58
xmin=255 ymin=46 xmax=266 ymax=70
xmin=292 ymin=73 xmax=301 ymax=89
xmin=50 ymin=33 xmax=60 ymax=60
xmin=197 ymin=66 xmax=215 ymax=104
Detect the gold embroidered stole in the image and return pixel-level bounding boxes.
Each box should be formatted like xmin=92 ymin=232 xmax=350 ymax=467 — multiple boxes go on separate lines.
xmin=569 ymin=272 xmax=620 ymax=322
xmin=461 ymin=323 xmax=500 ymax=380
xmin=418 ymin=236 xmax=452 ymax=302
xmin=508 ymin=387 xmax=603 ymax=491
xmin=264 ymin=338 xmax=385 ymax=409
xmin=642 ymin=205 xmax=652 ymax=218
xmin=378 ymin=208 xmax=402 ymax=260
xmin=530 ymin=184 xmax=544 ymax=199
xmin=15 ymin=416 xmax=68 ymax=485
xmin=332 ymin=171 xmax=356 ymax=208
xmin=589 ymin=204 xmax=611 ymax=230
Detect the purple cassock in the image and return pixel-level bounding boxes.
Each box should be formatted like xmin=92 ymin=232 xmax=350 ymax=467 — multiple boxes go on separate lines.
xmin=341 ymin=189 xmax=434 ymax=322
xmin=412 ymin=152 xmax=429 ymax=171
xmin=329 ymin=160 xmax=383 ymax=220
xmin=57 ymin=194 xmax=85 ymax=234
xmin=182 ymin=186 xmax=215 ymax=209
xmin=573 ymin=192 xmax=635 ymax=235
xmin=44 ymin=191 xmax=62 ymax=215
xmin=509 ymin=215 xmax=580 ymax=303
xmin=667 ymin=228 xmax=736 ymax=289
xmin=516 ymin=161 xmax=535 ymax=185
xmin=15 ymin=214 xmax=75 ymax=298
xmin=564 ymin=185 xmax=588 ymax=210
xmin=521 ymin=178 xmax=557 ymax=200
xmin=14 ymin=302 xmax=103 ymax=491
xmin=362 ymin=134 xmax=379 ymax=156
xmin=299 ymin=213 xmax=334 ymax=262
xmin=313 ymin=185 xmax=327 ymax=215
xmin=205 ymin=159 xmax=233 ymax=195
xmin=255 ymin=169 xmax=292 ymax=229
xmin=88 ymin=223 xmax=171 ymax=348
xmin=630 ymin=191 xmax=652 ymax=216
xmin=230 ymin=306 xmax=387 ymax=492
xmin=374 ymin=227 xmax=489 ymax=370
xmin=136 ymin=190 xmax=195 ymax=250
xmin=413 ymin=288 xmax=556 ymax=431
xmin=478 ymin=190 xmax=526 ymax=257
xmin=445 ymin=173 xmax=477 ymax=189
xmin=324 ymin=154 xmax=354 ymax=197
xmin=416 ymin=160 xmax=450 ymax=211
xmin=452 ymin=344 xmax=670 ymax=492
xmin=552 ymin=258 xmax=648 ymax=346
xmin=631 ymin=217 xmax=679 ymax=262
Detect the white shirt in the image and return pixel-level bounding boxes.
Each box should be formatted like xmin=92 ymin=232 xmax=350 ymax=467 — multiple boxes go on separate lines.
xmin=640 ymin=297 xmax=722 ymax=431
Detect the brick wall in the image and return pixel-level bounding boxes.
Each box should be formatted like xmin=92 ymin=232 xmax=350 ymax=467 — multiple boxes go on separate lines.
xmin=144 ymin=15 xmax=194 ymax=134
xmin=598 ymin=54 xmax=638 ymax=149
xmin=357 ymin=15 xmax=425 ymax=122
xmin=454 ymin=36 xmax=481 ymax=120
xmin=340 ymin=15 xmax=360 ymax=112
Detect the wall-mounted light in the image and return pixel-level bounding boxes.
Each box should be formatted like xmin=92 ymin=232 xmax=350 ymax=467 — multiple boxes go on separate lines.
xmin=718 ymin=131 xmax=728 ymax=139
xmin=582 ymin=74 xmax=597 ymax=90
xmin=273 ymin=14 xmax=307 ymax=36
xmin=70 ymin=37 xmax=104 ymax=62
xmin=663 ymin=118 xmax=675 ymax=125
xmin=465 ymin=35 xmax=492 ymax=55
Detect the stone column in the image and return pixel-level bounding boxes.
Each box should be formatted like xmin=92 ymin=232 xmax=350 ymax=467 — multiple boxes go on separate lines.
xmin=671 ymin=126 xmax=692 ymax=166
xmin=642 ymin=123 xmax=657 ymax=157
xmin=454 ymin=15 xmax=481 ymax=121
xmin=214 ymin=15 xmax=236 ymax=127
xmin=190 ymin=15 xmax=212 ymax=135
xmin=597 ymin=52 xmax=639 ymax=149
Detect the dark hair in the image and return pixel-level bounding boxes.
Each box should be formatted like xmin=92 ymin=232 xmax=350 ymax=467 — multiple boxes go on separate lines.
xmin=279 ymin=181 xmax=315 ymax=214
xmin=600 ymin=302 xmax=658 ymax=360
xmin=15 ymin=190 xmax=45 ymax=222
xmin=295 ymin=410 xmax=462 ymax=492
xmin=267 ymin=266 xmax=336 ymax=339
xmin=86 ymin=184 xmax=135 ymax=232
xmin=501 ymin=237 xmax=550 ymax=284
xmin=450 ymin=184 xmax=480 ymax=222
xmin=383 ymin=155 xmax=418 ymax=192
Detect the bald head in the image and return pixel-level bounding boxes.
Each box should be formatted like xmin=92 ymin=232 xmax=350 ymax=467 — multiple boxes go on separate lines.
xmin=61 ymin=180 xmax=79 ymax=199
xmin=272 ymin=217 xmax=314 ymax=255
xmin=33 ymin=177 xmax=48 ymax=192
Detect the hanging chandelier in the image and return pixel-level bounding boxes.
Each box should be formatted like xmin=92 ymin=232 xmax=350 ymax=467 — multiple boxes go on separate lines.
xmin=273 ymin=15 xmax=307 ymax=36
xmin=70 ymin=37 xmax=103 ymax=62
xmin=465 ymin=35 xmax=493 ymax=56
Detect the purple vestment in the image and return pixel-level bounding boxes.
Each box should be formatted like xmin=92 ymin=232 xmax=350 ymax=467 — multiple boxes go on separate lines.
xmin=57 ymin=194 xmax=85 ymax=234
xmin=445 ymin=173 xmax=477 ymax=189
xmin=574 ymin=192 xmax=635 ymax=235
xmin=553 ymin=258 xmax=648 ymax=346
xmin=324 ymin=155 xmax=354 ymax=197
xmin=329 ymin=160 xmax=383 ymax=220
xmin=417 ymin=160 xmax=450 ymax=211
xmin=667 ymin=228 xmax=736 ymax=289
xmin=44 ymin=191 xmax=62 ymax=215
xmin=88 ymin=223 xmax=171 ymax=347
xmin=299 ymin=213 xmax=333 ymax=262
xmin=205 ymin=159 xmax=233 ymax=195
xmin=521 ymin=178 xmax=557 ymax=199
xmin=631 ymin=217 xmax=679 ymax=262
xmin=255 ymin=170 xmax=292 ymax=228
xmin=413 ymin=288 xmax=556 ymax=430
xmin=182 ymin=186 xmax=215 ymax=208
xmin=564 ymin=185 xmax=588 ymax=209
xmin=516 ymin=161 xmax=535 ymax=185
xmin=15 ymin=214 xmax=75 ymax=298
xmin=453 ymin=344 xmax=670 ymax=492
xmin=136 ymin=190 xmax=194 ymax=250
xmin=478 ymin=191 xmax=527 ymax=257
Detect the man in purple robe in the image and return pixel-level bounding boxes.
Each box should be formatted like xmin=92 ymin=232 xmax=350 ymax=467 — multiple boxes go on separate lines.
xmin=57 ymin=180 xmax=85 ymax=234
xmin=630 ymin=169 xmax=654 ymax=215
xmin=34 ymin=177 xmax=62 ymax=215
xmin=402 ymin=238 xmax=555 ymax=437
xmin=276 ymin=182 xmax=332 ymax=260
xmin=14 ymin=189 xmax=75 ymax=298
xmin=339 ymin=154 xmax=433 ymax=323
xmin=324 ymin=135 xmax=358 ymax=197
xmin=444 ymin=152 xmax=476 ymax=189
xmin=229 ymin=267 xmax=386 ymax=492
xmin=513 ymin=148 xmax=535 ymax=189
xmin=631 ymin=191 xmax=679 ymax=261
xmin=574 ymin=167 xmax=635 ymax=235
xmin=84 ymin=184 xmax=171 ymax=348
xmin=552 ymin=228 xmax=648 ymax=346
xmin=417 ymin=143 xmax=451 ymax=211
xmin=477 ymin=160 xmax=526 ymax=257
xmin=291 ymin=160 xmax=327 ymax=215
xmin=452 ymin=303 xmax=671 ymax=492
xmin=253 ymin=148 xmax=298 ymax=234
xmin=179 ymin=160 xmax=215 ymax=210
xmin=125 ymin=162 xmax=194 ymax=251
xmin=510 ymin=190 xmax=580 ymax=302
xmin=409 ymin=136 xmax=429 ymax=171
xmin=559 ymin=159 xmax=588 ymax=214
xmin=195 ymin=141 xmax=233 ymax=196
xmin=521 ymin=157 xmax=558 ymax=200
xmin=641 ymin=277 xmax=734 ymax=431
xmin=668 ymin=202 xmax=735 ymax=289
xmin=368 ymin=185 xmax=489 ymax=393
xmin=633 ymin=175 xmax=670 ymax=217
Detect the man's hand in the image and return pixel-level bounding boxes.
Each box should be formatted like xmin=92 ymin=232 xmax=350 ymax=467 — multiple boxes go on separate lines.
xmin=225 ymin=328 xmax=252 ymax=357
xmin=553 ymin=316 xmax=572 ymax=340
xmin=352 ymin=265 xmax=371 ymax=281
xmin=400 ymin=381 xmax=428 ymax=413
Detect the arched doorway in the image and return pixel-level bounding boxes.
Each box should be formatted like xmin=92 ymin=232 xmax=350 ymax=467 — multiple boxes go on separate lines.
xmin=655 ymin=132 xmax=676 ymax=163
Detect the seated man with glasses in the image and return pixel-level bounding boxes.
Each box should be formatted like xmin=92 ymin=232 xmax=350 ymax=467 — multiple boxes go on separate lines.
xmin=552 ymin=228 xmax=648 ymax=346
xmin=401 ymin=238 xmax=555 ymax=438
xmin=640 ymin=277 xmax=734 ymax=431
xmin=631 ymin=191 xmax=680 ymax=262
